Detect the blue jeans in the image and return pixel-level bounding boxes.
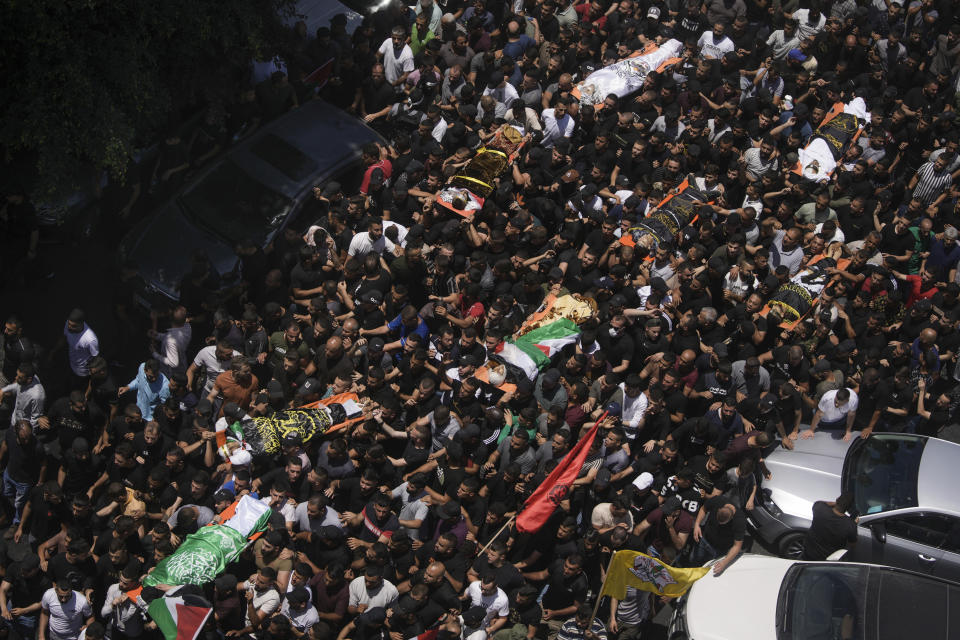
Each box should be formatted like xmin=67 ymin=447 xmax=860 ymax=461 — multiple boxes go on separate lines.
xmin=684 ymin=537 xmax=720 ymax=567
xmin=1 ymin=612 xmax=38 ymax=640
xmin=2 ymin=469 xmax=32 ymax=525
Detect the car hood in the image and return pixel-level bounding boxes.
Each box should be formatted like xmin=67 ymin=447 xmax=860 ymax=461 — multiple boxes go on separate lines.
xmin=121 ymin=201 xmax=238 ymax=299
xmin=684 ymin=554 xmax=791 ymax=640
xmin=763 ymin=433 xmax=857 ymax=523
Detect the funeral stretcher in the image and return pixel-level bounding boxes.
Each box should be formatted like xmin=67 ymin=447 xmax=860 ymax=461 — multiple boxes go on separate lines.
xmin=793 ymin=97 xmax=870 ymax=182
xmin=215 ymin=392 xmax=365 ymax=464
xmin=571 ymin=39 xmax=683 ymax=105
xmin=763 ymin=254 xmax=851 ymax=329
xmin=619 ymin=180 xmax=709 ymax=253
xmin=436 ymin=40 xmax=684 ymax=218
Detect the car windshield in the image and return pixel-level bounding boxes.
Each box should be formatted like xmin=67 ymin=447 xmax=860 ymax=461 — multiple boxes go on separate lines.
xmin=179 ymin=159 xmax=292 ymax=245
xmin=778 ymin=564 xmax=868 ymax=640
xmin=843 ymin=435 xmax=924 ymax=516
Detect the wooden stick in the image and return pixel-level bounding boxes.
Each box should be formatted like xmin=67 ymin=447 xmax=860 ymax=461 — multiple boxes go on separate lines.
xmin=590 ymin=553 xmax=617 ymax=624
xmin=477 ymin=514 xmax=516 ymax=556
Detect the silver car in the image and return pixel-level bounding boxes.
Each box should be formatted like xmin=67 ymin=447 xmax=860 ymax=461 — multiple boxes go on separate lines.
xmin=750 ymin=433 xmax=960 ymax=582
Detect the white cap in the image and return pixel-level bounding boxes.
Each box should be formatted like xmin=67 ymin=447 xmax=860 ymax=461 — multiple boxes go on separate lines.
xmin=632 ymin=471 xmax=655 ymax=491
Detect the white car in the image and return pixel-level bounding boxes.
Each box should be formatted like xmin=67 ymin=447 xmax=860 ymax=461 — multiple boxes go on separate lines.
xmin=668 ymin=554 xmax=959 ymax=640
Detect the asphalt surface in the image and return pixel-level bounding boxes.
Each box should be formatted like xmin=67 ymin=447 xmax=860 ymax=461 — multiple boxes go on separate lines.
xmin=1 ymin=229 xmax=146 ymax=394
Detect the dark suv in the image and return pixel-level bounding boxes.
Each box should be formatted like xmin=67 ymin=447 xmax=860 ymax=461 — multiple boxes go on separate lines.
xmin=118 ymin=100 xmax=383 ymax=308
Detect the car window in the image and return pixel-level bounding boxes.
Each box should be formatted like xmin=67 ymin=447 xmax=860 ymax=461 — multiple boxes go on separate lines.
xmin=286 ymin=161 xmax=363 ymax=234
xmin=250 ymin=134 xmax=320 ymax=182
xmin=940 ymin=517 xmax=960 ymax=554
xmin=875 ymin=569 xmax=957 ymax=640
xmin=180 ymin=159 xmax=293 ymax=245
xmin=844 ymin=435 xmax=924 ymax=516
xmin=882 ymin=513 xmax=950 ymax=547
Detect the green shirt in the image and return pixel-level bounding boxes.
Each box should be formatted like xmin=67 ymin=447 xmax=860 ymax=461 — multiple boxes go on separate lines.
xmin=410 ymin=25 xmax=436 ymax=56
xmin=267 ymin=332 xmax=312 ymax=370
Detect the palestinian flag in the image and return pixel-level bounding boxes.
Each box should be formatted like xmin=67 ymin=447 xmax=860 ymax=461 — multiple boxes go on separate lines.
xmin=492 ymin=341 xmax=541 ymax=380
xmin=496 ymin=318 xmax=581 ymax=379
xmin=147 ymin=590 xmax=213 ymax=640
xmin=516 ymin=318 xmax=581 ymax=359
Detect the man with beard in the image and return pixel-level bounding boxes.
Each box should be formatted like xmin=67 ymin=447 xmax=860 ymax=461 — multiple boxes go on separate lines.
xmin=342 ymin=492 xmax=400 ymax=552
xmin=484 ymin=428 xmax=536 ymax=476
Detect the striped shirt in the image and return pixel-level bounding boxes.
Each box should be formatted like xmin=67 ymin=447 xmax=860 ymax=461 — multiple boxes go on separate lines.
xmin=912 ymin=161 xmax=953 ymax=205
xmin=557 ymin=617 xmax=607 ymax=640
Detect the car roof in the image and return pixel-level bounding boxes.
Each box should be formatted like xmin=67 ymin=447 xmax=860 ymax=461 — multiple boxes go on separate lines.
xmin=917 ymin=436 xmax=960 ymax=517
xmin=227 ymin=100 xmax=382 ymax=199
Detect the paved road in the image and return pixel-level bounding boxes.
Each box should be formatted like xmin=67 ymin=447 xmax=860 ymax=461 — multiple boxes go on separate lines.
xmin=1 ymin=230 xmax=146 ymax=396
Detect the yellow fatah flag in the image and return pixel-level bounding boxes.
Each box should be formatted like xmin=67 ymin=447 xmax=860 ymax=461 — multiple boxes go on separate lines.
xmin=600 ymin=550 xmax=709 ymax=598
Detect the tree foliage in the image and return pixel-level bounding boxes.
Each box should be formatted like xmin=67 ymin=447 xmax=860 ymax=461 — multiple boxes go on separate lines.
xmin=0 ymin=0 xmax=298 ymax=196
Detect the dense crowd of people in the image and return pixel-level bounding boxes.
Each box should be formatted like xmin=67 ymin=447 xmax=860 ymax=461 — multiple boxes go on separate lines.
xmin=3 ymin=0 xmax=960 ymax=639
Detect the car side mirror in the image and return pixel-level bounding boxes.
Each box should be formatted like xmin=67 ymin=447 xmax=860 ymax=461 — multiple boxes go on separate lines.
xmin=871 ymin=522 xmax=886 ymax=544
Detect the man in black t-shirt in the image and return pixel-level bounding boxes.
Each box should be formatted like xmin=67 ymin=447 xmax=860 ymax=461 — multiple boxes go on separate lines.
xmin=40 ymin=390 xmax=105 ymax=455
xmin=802 ymin=495 xmax=858 ymax=561
xmin=528 ymin=554 xmax=588 ymax=637
xmin=0 ymin=554 xmax=51 ymax=639
xmin=0 ymin=421 xmax=46 ymax=527
xmin=658 ymin=468 xmax=705 ymax=517
xmin=690 ymin=496 xmax=746 ymax=575
xmin=58 ymin=438 xmax=104 ymax=500
xmin=504 ymin=583 xmax=542 ymax=639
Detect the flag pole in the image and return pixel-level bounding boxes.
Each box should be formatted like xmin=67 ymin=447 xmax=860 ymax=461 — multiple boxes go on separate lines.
xmin=591 ymin=551 xmax=617 ymax=623
xmin=477 ymin=513 xmax=516 ymax=556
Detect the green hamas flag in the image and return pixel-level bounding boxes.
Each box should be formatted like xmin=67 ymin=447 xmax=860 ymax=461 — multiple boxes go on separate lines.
xmin=145 ymin=526 xmax=248 ymax=586
xmin=145 ymin=497 xmax=271 ymax=587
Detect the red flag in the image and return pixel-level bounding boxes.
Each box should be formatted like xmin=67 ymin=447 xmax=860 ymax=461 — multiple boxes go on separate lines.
xmin=515 ymin=416 xmax=604 ymax=533
xmin=304 ymin=58 xmax=335 ymax=89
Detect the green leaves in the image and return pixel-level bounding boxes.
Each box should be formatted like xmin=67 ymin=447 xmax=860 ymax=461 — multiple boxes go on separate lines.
xmin=0 ymin=0 xmax=297 ymax=197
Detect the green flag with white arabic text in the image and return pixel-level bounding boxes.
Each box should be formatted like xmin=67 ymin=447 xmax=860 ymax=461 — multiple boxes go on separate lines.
xmin=144 ymin=525 xmax=250 ymax=587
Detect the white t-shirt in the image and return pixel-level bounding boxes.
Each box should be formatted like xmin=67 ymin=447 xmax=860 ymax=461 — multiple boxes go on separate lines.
xmin=243 ymin=582 xmax=281 ymax=628
xmin=817 ymin=389 xmax=859 ymax=423
xmin=348 ymin=577 xmax=399 ymax=610
xmin=348 ymin=231 xmax=396 ymax=258
xmin=383 ymin=220 xmax=409 ymax=248
xmin=541 ymin=108 xmax=575 ymax=149
xmin=697 ymin=32 xmax=734 ymax=59
xmin=155 ymin=324 xmax=192 ymax=375
xmin=793 ymin=9 xmax=826 ymax=40
xmin=620 ymin=387 xmax=649 ymax=435
xmin=294 ymin=502 xmax=341 ymax=533
xmin=280 ymin=601 xmax=321 ymax=631
xmin=464 ymin=581 xmax=510 ymax=626
xmin=378 ymin=39 xmax=415 ymax=85
xmin=261 ymin=496 xmax=296 ymax=524
xmin=168 ymin=504 xmax=215 ymax=530
xmin=192 ymin=345 xmax=241 ymax=394
xmin=64 ymin=322 xmax=99 ymax=377
xmin=41 ymin=589 xmax=92 ymax=640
